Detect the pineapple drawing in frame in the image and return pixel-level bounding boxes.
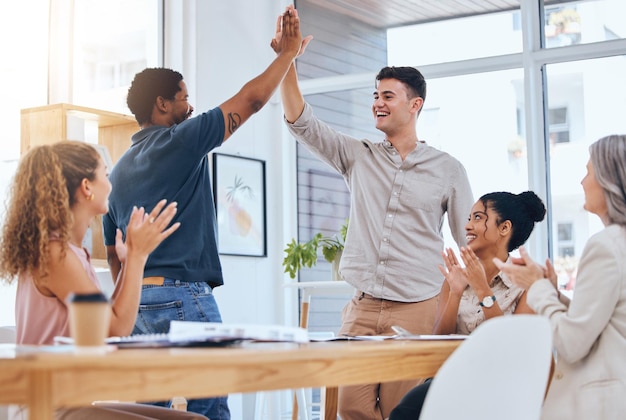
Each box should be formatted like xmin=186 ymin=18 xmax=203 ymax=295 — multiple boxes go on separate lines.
xmin=225 ymin=175 xmax=254 ymax=237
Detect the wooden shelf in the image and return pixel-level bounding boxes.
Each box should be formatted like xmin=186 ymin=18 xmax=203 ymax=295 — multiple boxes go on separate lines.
xmin=21 ymin=103 xmax=138 ymax=259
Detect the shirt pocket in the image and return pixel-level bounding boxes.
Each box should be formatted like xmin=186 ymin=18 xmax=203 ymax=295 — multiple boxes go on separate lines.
xmin=399 ymin=174 xmax=445 ymax=212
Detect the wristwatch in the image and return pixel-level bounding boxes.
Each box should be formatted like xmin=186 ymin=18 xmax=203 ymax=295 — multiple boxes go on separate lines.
xmin=479 ymin=295 xmax=496 ymax=308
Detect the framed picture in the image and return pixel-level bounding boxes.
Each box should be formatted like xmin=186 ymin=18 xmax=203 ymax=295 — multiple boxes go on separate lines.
xmin=212 ymin=153 xmax=267 ymax=257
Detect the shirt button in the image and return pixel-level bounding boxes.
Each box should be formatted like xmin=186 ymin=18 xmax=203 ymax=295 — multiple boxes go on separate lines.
xmin=380 ymin=261 xmax=385 ymax=265
xmin=554 ymin=372 xmax=563 ymax=380
xmin=383 ymin=237 xmax=388 ymax=242
xmin=388 ymin=214 xmax=392 ymax=218
xmin=393 ymin=192 xmax=398 ymax=196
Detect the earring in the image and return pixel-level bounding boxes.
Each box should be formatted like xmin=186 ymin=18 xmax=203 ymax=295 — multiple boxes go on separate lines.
xmin=88 ymin=193 xmax=94 ymax=201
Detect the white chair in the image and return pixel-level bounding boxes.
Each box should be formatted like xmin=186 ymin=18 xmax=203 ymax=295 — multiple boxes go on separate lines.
xmin=420 ymin=315 xmax=553 ymax=420
xmin=0 ymin=326 xmax=15 ymax=344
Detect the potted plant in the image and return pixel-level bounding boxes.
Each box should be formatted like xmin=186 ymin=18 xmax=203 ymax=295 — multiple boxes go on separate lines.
xmin=283 ymin=219 xmax=348 ymax=280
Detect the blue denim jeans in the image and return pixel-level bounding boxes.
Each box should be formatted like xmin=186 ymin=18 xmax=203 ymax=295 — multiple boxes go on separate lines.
xmin=133 ymin=279 xmax=230 ymax=420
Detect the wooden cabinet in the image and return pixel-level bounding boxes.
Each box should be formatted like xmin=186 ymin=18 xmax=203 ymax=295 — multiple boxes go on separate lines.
xmin=20 ymin=103 xmax=138 ymax=260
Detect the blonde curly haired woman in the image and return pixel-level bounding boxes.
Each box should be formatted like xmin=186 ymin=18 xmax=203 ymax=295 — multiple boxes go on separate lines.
xmin=0 ymin=141 xmax=206 ymax=420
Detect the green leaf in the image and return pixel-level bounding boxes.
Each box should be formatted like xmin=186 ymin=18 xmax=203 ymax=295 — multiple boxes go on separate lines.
xmin=282 ymin=221 xmax=349 ymax=277
xmin=322 ymin=245 xmax=338 ymax=263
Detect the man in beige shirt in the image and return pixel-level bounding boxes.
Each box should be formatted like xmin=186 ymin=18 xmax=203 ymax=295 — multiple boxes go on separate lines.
xmin=273 ymin=18 xmax=473 ymax=419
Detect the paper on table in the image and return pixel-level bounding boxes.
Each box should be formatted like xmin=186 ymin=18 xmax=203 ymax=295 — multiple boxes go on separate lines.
xmin=309 ymin=334 xmax=467 ymax=342
xmin=106 ymin=321 xmax=310 ymax=348
xmin=393 ymin=334 xmax=468 ymax=340
xmin=168 ymin=321 xmax=309 ymax=344
xmin=55 ymin=320 xmax=309 ymax=349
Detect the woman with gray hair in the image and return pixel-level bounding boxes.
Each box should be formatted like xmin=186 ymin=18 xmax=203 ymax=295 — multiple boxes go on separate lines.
xmin=494 ymin=134 xmax=626 ymax=420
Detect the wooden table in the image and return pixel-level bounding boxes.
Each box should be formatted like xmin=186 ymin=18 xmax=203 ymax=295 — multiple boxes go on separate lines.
xmin=0 ymin=339 xmax=460 ymax=420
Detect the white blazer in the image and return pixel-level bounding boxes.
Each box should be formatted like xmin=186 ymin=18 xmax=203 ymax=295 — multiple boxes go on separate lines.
xmin=528 ymin=224 xmax=626 ymax=420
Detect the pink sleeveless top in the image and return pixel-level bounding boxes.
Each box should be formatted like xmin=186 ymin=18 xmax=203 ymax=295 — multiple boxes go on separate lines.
xmin=15 ymin=242 xmax=101 ymax=345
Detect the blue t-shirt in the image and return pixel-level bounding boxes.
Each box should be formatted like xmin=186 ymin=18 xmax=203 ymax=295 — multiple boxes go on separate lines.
xmin=103 ymin=107 xmax=225 ymax=287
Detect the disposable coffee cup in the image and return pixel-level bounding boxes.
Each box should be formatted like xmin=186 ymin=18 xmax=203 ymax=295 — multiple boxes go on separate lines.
xmin=67 ymin=292 xmax=111 ymax=351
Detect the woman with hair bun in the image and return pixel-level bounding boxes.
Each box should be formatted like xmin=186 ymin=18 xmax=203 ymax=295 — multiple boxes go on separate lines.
xmin=390 ymin=190 xmax=546 ymax=420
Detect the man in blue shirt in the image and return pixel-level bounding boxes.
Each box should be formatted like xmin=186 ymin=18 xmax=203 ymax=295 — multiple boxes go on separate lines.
xmin=103 ymin=7 xmax=307 ymax=419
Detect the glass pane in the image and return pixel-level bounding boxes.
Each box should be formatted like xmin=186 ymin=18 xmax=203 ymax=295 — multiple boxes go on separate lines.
xmin=0 ymin=0 xmax=49 ymax=160
xmin=421 ymin=69 xmax=528 ymax=200
xmin=387 ymin=6 xmax=522 ymax=66
xmin=546 ymin=55 xmax=626 ymax=293
xmin=545 ymin=0 xmax=626 ymax=48
xmin=72 ymin=0 xmax=159 ymax=113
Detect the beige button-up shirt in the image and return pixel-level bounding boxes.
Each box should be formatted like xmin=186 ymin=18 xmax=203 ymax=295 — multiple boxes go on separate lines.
xmin=287 ymin=103 xmax=474 ymax=302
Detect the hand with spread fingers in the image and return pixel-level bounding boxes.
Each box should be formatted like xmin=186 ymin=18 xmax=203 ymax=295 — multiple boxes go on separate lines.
xmin=437 ymin=247 xmax=469 ymax=296
xmin=124 ymin=199 xmax=181 ymax=261
xmin=459 ymin=246 xmax=490 ymax=294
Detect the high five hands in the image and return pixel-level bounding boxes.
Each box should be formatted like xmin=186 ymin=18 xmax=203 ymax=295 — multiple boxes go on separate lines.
xmin=271 ymin=4 xmax=313 ymax=57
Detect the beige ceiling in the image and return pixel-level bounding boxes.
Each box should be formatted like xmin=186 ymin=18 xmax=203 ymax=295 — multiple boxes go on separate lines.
xmin=300 ymin=0 xmax=571 ymax=29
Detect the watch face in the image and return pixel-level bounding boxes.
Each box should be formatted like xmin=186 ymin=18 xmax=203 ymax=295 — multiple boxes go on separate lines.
xmin=482 ymin=296 xmax=495 ymax=308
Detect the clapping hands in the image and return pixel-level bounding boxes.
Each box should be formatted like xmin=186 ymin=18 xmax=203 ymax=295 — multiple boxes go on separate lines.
xmin=493 ymin=246 xmax=558 ymax=290
xmin=115 ymin=199 xmax=181 ymax=263
xmin=438 ymin=247 xmax=490 ymax=295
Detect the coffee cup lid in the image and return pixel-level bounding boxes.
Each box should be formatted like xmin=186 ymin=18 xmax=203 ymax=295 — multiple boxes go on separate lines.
xmin=66 ymin=292 xmax=109 ymax=304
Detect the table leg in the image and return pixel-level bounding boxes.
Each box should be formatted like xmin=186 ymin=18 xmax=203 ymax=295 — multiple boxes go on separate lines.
xmin=292 ymin=295 xmax=311 ymax=420
xmin=322 ymin=386 xmax=338 ymax=420
xmin=28 ymin=371 xmax=54 ymax=420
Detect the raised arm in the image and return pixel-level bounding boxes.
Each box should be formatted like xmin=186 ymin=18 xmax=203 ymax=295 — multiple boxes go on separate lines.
xmin=280 ymin=63 xmax=304 ymax=123
xmin=219 ymin=6 xmax=303 ymax=142
xmin=270 ymin=5 xmax=312 ymax=123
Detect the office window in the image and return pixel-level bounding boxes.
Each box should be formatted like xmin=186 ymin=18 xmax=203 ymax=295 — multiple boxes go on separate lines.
xmin=545 ymin=5 xmax=582 ymax=47
xmin=546 ymin=55 xmax=626 ymax=290
xmin=557 ymin=222 xmax=575 ymax=257
xmin=0 ymin=0 xmax=49 ymax=160
xmin=0 ymin=0 xmax=49 ymax=325
xmin=0 ymin=0 xmax=161 ymax=326
xmin=549 ymin=107 xmax=570 ymax=144
xmin=388 ymin=6 xmax=522 ymax=66
xmin=416 ymin=70 xmax=528 ymax=201
xmin=72 ymin=0 xmax=160 ymax=113
xmin=545 ymin=0 xmax=626 ymax=49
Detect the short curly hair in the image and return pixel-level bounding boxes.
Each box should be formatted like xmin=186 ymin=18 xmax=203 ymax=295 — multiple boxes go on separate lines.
xmin=127 ymin=68 xmax=184 ymax=125
xmin=0 ymin=141 xmax=100 ymax=283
